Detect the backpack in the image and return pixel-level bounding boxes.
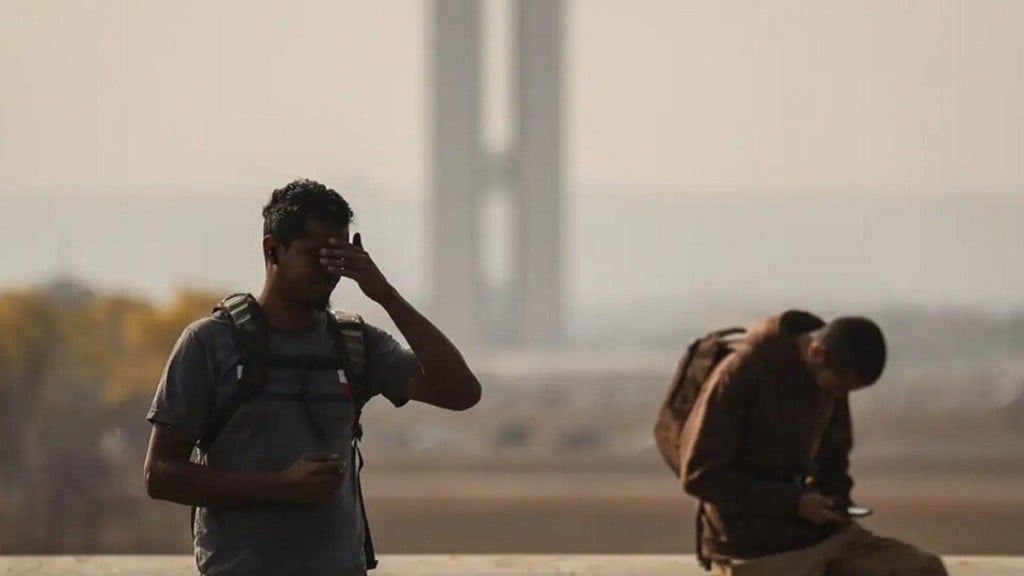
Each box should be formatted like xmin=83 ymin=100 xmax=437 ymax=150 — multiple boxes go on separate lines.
xmin=194 ymin=293 xmax=379 ymax=570
xmin=653 ymin=326 xmax=747 ymax=475
xmin=652 ymin=326 xmax=746 ymax=570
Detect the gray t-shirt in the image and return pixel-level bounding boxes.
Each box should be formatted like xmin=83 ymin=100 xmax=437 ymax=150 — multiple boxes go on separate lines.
xmin=147 ymin=311 xmax=419 ymax=576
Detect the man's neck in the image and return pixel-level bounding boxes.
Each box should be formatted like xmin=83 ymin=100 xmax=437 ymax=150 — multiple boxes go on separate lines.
xmin=258 ymin=285 xmax=319 ymax=333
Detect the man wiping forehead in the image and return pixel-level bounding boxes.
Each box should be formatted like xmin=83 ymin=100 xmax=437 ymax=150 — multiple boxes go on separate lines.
xmin=144 ymin=179 xmax=481 ymax=576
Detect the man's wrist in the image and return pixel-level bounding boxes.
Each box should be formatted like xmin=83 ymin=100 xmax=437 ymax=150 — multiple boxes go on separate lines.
xmin=374 ymin=285 xmax=404 ymax=309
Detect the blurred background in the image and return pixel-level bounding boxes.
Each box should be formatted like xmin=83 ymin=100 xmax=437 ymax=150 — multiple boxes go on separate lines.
xmin=1 ymin=0 xmax=1022 ymax=556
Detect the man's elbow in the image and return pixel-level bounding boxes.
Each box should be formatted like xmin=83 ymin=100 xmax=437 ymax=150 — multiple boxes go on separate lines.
xmin=450 ymin=375 xmax=482 ymax=411
xmin=681 ymin=468 xmax=713 ymax=501
xmin=144 ymin=460 xmax=170 ymax=501
xmin=681 ymin=474 xmax=699 ymax=498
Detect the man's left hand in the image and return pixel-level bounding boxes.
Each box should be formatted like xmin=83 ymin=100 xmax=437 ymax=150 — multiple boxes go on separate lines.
xmin=320 ymin=233 xmax=396 ymax=304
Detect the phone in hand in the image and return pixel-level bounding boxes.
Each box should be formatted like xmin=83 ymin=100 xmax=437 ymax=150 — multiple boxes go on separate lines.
xmin=830 ymin=499 xmax=873 ymax=518
xmin=844 ymin=506 xmax=873 ymax=518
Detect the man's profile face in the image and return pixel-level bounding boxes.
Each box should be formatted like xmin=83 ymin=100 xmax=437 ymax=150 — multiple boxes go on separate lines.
xmin=814 ymin=368 xmax=866 ymax=397
xmin=807 ymin=340 xmax=870 ymax=397
xmin=272 ymin=217 xmax=349 ymax=309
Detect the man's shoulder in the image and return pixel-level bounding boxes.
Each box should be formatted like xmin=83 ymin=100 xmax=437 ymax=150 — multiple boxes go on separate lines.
xmin=711 ymin=345 xmax=762 ymax=388
xmin=325 ymin=312 xmax=389 ymax=342
xmin=715 ymin=317 xmax=792 ymax=387
xmin=327 ymin=308 xmax=365 ymax=326
xmin=185 ymin=313 xmax=233 ymax=338
xmin=738 ymin=310 xmax=821 ymax=387
xmin=778 ymin=310 xmax=825 ymax=335
xmin=176 ymin=314 xmax=237 ymax=357
xmin=748 ymin=310 xmax=825 ymax=339
xmin=743 ymin=310 xmax=824 ymax=356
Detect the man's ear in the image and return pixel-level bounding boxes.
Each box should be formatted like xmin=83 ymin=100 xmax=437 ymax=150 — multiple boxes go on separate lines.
xmin=263 ymin=236 xmax=279 ymax=264
xmin=808 ymin=340 xmax=827 ymax=366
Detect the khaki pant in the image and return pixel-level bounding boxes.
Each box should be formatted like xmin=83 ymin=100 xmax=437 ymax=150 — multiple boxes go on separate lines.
xmin=712 ymin=524 xmax=947 ymax=576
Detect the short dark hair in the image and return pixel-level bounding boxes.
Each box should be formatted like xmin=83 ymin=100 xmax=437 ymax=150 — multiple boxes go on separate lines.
xmin=262 ymin=179 xmax=354 ymax=247
xmin=819 ymin=317 xmax=887 ymax=385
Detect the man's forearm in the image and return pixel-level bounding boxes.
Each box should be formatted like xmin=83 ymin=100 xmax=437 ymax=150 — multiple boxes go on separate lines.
xmin=146 ymin=459 xmax=285 ymax=507
xmin=378 ymin=288 xmax=481 ymax=406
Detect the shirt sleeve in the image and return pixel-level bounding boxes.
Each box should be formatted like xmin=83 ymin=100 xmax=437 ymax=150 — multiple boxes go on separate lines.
xmin=146 ymin=324 xmax=215 ymax=440
xmin=815 ymin=396 xmax=855 ymax=506
xmin=362 ymin=323 xmax=420 ymax=408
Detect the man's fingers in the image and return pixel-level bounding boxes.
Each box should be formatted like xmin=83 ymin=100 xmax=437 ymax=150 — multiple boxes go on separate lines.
xmin=305 ymin=455 xmax=344 ymax=475
xmin=353 ymin=232 xmax=363 ymax=248
xmin=319 ymin=253 xmax=372 ymax=266
xmin=321 ymin=252 xmax=372 ymax=276
xmin=319 ymin=248 xmax=369 ymax=262
xmin=330 ymin=269 xmax=366 ymax=282
xmin=314 ymin=461 xmax=344 ymax=475
xmin=322 ymin=243 xmax=366 ymax=253
xmin=818 ymin=508 xmax=844 ymax=524
xmin=305 ymin=452 xmax=340 ymax=462
xmin=327 ymin=267 xmax=361 ymax=276
xmin=325 ymin=237 xmax=367 ymax=255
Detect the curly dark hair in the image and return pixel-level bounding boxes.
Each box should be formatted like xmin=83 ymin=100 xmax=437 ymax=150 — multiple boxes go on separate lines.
xmin=262 ymin=179 xmax=354 ymax=247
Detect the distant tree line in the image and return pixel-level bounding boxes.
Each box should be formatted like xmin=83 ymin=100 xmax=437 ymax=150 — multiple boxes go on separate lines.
xmin=0 ymin=285 xmax=219 ymax=552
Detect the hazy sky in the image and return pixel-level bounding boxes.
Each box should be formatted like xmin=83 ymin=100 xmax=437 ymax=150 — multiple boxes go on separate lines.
xmin=2 ymin=0 xmax=1022 ymax=196
xmin=1 ymin=1 xmax=1022 ymax=329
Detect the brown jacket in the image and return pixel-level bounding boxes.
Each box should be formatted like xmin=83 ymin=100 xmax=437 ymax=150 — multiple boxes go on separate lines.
xmin=680 ymin=310 xmax=855 ymax=560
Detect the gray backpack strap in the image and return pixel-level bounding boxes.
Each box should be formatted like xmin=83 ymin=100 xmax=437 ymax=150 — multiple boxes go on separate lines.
xmin=326 ymin=310 xmax=377 ymax=570
xmin=198 ymin=293 xmax=270 ymax=450
xmin=192 ymin=293 xmax=270 ymax=540
xmin=330 ymin=311 xmax=367 ymax=381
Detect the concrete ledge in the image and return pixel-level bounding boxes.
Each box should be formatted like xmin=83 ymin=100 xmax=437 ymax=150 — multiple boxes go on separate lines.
xmin=1 ymin=556 xmax=1022 ymax=575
